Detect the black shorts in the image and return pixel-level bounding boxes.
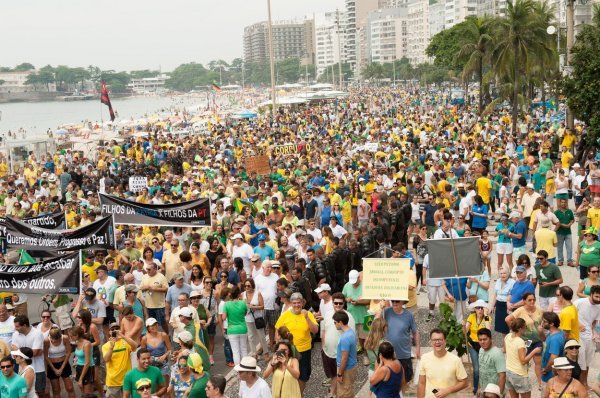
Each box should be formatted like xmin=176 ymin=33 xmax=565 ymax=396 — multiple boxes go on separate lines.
xmin=399 ymin=358 xmax=414 ymax=383
xmin=321 ymin=350 xmax=337 ymax=379
xmin=75 ymin=365 xmax=95 ymax=385
xmin=47 ymin=360 xmax=72 ymax=379
xmin=264 ymin=309 xmax=278 ymax=327
xmin=298 ymin=348 xmax=312 ymax=382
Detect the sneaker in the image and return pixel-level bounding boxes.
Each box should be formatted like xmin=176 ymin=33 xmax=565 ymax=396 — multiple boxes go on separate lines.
xmin=209 ymin=355 xmax=215 ymax=365
xmin=322 ymin=379 xmax=331 ymax=386
xmin=426 ymin=313 xmax=434 ymax=322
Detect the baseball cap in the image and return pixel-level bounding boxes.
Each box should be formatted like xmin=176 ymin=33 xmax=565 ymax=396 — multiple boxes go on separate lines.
xmin=145 ymin=318 xmax=158 ymax=327
xmin=172 ymin=272 xmax=184 ymax=281
xmin=109 ymin=321 xmax=120 ymax=329
xmin=271 ymin=260 xmax=281 ymax=268
xmin=177 ymin=330 xmax=193 ymax=344
xmin=515 ymin=265 xmax=527 ymax=273
xmin=314 ymin=283 xmax=331 ymax=293
xmin=348 ymin=270 xmax=359 ymax=284
xmin=231 ymin=233 xmax=244 ymax=240
xmin=257 ymin=234 xmax=266 ymax=241
xmin=526 ymin=183 xmax=534 ymax=189
xmin=179 ymin=307 xmax=194 ymax=318
xmin=190 ymin=290 xmax=202 ymax=299
xmin=509 ymin=211 xmax=521 ymax=219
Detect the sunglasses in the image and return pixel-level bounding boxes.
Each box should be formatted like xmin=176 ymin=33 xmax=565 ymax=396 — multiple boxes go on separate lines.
xmin=220 ymin=275 xmax=228 ymax=278
xmin=177 ymin=364 xmax=188 ymax=368
xmin=333 ymin=302 xmax=344 ymax=305
xmin=41 ymin=315 xmax=51 ymax=319
xmin=475 ymin=307 xmax=484 ymax=310
xmin=536 ymin=257 xmax=545 ymax=261
xmin=137 ymin=386 xmax=151 ymax=392
xmin=589 ymin=270 xmax=599 ymax=274
xmin=0 ymin=365 xmax=11 ymax=369
xmin=566 ymin=346 xmax=579 ymax=350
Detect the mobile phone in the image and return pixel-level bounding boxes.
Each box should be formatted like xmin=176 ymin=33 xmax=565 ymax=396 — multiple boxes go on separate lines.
xmin=525 ymin=339 xmax=532 ymax=348
xmin=432 ymin=389 xmax=439 ymax=395
xmin=111 ymin=330 xmax=118 ymax=338
xmin=275 ymin=349 xmax=285 ymax=357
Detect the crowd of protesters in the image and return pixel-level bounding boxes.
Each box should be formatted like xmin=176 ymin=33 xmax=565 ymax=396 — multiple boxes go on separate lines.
xmin=0 ymin=86 xmax=598 ymax=398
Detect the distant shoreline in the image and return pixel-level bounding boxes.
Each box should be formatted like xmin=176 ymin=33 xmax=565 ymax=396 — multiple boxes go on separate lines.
xmin=0 ymin=92 xmax=133 ymax=104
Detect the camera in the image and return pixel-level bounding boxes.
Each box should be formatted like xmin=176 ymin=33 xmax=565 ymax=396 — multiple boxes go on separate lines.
xmin=111 ymin=330 xmax=118 ymax=338
xmin=275 ymin=349 xmax=285 ymax=357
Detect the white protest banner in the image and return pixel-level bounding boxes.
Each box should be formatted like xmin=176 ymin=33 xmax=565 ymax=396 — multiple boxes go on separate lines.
xmin=361 ymin=258 xmax=411 ymax=300
xmin=128 ymin=176 xmax=148 ymax=193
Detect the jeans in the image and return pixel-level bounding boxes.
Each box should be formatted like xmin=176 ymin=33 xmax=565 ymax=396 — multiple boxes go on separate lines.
xmin=223 ymin=329 xmax=234 ymax=364
xmin=468 ymin=345 xmax=480 ymax=394
xmin=228 ymin=333 xmax=248 ymax=365
xmin=556 ymin=233 xmax=573 ymax=263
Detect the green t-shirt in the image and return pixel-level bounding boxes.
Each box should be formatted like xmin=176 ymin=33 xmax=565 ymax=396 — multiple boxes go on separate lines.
xmin=188 ymin=372 xmax=209 ymax=398
xmin=224 ymin=300 xmax=248 ymax=335
xmin=478 ymin=346 xmax=506 ymax=390
xmin=534 ymin=263 xmax=562 ymax=298
xmin=554 ymin=209 xmax=574 ymax=235
xmin=122 ymin=366 xmax=164 ymax=398
xmin=342 ymin=282 xmax=368 ymax=325
xmin=0 ymin=373 xmax=28 ymax=398
xmin=578 ymin=241 xmax=600 ymax=267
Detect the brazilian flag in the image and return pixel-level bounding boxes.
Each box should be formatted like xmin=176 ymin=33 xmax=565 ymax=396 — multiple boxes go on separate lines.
xmin=363 ymin=314 xmax=375 ymax=333
xmin=232 ymin=198 xmax=257 ymax=216
xmin=19 ymin=250 xmax=36 ymax=265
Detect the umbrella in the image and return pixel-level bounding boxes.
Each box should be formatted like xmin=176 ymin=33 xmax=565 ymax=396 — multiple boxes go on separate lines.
xmin=54 ymin=129 xmax=67 ymax=136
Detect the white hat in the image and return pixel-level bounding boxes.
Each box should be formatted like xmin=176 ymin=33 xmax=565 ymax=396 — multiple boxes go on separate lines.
xmin=468 ymin=299 xmax=488 ymax=311
xmin=483 ymin=384 xmax=501 ymax=397
xmin=348 ymin=270 xmax=360 ymax=284
xmin=314 ymin=283 xmax=331 ymax=293
xmin=145 ymin=317 xmax=158 ymax=327
xmin=509 ymin=211 xmax=521 ymax=219
xmin=234 ymin=356 xmax=261 ymax=372
xmin=179 ymin=307 xmax=194 ymax=318
xmin=564 ymin=339 xmax=580 ymax=349
xmin=10 ymin=349 xmax=30 ymax=360
xmin=231 ymin=233 xmax=244 ymax=240
xmin=177 ymin=331 xmax=193 ymax=344
xmin=526 ymin=183 xmax=534 ymax=189
xmin=552 ymin=357 xmax=574 ymax=369
xmin=573 ymin=163 xmax=581 ymax=168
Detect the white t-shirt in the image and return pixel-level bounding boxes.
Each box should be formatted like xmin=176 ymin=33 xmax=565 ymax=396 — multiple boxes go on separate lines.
xmin=254 ymin=273 xmax=279 ymax=311
xmin=231 ymin=243 xmax=254 ymax=274
xmin=423 ymin=254 xmax=443 ymax=287
xmin=12 ymin=327 xmax=45 ymax=372
xmin=321 ymin=310 xmax=356 ymax=358
xmin=0 ymin=316 xmax=15 ymax=346
xmin=433 ymin=228 xmax=459 ymax=239
xmin=93 ymin=277 xmax=117 ymax=301
xmin=330 ymin=224 xmax=347 ymax=239
xmin=239 ymin=377 xmax=272 ymax=398
xmin=218 ymin=300 xmax=228 ymax=329
xmin=573 ymin=298 xmax=600 ymax=340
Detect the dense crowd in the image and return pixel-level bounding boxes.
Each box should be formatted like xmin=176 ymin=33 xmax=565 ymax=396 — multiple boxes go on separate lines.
xmin=0 ymin=87 xmax=598 ymax=398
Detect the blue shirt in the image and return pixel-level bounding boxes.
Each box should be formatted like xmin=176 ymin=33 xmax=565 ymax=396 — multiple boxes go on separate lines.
xmin=166 ymin=284 xmax=192 ymax=310
xmin=383 ymin=307 xmax=417 ymax=360
xmin=542 ymin=331 xmax=565 ymax=382
xmin=337 ymin=328 xmax=358 ymax=370
xmin=444 ymin=277 xmax=469 ymax=301
xmin=510 ymin=220 xmax=528 ymax=248
xmin=471 ymin=204 xmax=489 ymax=229
xmin=254 ymin=245 xmax=275 ymax=261
xmin=509 ymin=281 xmax=535 ymax=304
xmin=401 ymin=251 xmax=415 ymax=269
xmin=0 ymin=373 xmax=28 ymax=398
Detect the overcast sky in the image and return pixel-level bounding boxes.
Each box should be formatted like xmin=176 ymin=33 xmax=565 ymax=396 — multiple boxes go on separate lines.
xmin=2 ymin=0 xmax=344 ymax=72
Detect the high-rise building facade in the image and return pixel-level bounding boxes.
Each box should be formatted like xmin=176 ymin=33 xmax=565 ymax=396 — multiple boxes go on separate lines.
xmin=243 ymin=19 xmax=316 ymax=66
xmin=366 ymin=6 xmax=409 ymax=64
xmin=406 ymin=0 xmax=430 ymax=64
xmin=315 ymin=11 xmax=345 ymax=78
xmin=345 ymin=0 xmax=380 ymax=74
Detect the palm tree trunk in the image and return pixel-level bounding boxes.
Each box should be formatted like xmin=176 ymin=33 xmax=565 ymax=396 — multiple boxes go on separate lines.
xmin=512 ymin=47 xmax=519 ymax=135
xmin=478 ymin=60 xmax=483 ymax=116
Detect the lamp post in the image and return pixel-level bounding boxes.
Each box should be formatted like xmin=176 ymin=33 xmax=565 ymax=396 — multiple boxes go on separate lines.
xmin=267 ymin=0 xmax=277 ymax=114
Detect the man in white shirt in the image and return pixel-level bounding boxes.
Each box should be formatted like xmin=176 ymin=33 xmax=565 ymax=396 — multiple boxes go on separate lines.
xmin=306 ymin=219 xmax=323 ymax=242
xmin=329 ymin=218 xmax=348 ymax=240
xmin=253 ymin=260 xmax=280 ymax=352
xmin=433 ymin=214 xmax=460 ymax=239
xmin=12 ymin=315 xmax=46 ymax=397
xmin=573 ymin=286 xmax=600 ymax=388
xmin=229 ymin=233 xmax=254 ymax=275
xmin=169 ymin=295 xmax=199 ymax=343
xmin=236 ymin=356 xmax=271 ymax=398
xmin=0 ymin=304 xmax=15 ymax=347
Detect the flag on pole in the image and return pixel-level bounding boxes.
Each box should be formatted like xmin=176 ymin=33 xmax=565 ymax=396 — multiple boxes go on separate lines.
xmin=100 ymin=80 xmax=116 ymax=121
xmin=211 ymin=83 xmax=221 ymax=92
xmin=232 ymin=198 xmax=256 ymax=216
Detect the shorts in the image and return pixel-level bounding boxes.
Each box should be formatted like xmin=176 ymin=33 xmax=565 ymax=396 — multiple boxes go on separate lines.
xmin=106 ymin=386 xmax=123 ymax=398
xmin=148 ymin=308 xmax=166 ymax=326
xmin=427 ymin=285 xmax=445 ymax=305
xmin=506 ymin=370 xmax=530 ymax=393
xmin=35 ymin=371 xmax=47 ymax=393
xmin=526 ymin=341 xmax=542 ymax=355
xmin=496 ymin=242 xmax=514 ymax=255
xmin=264 ymin=309 xmax=278 ymax=327
xmin=76 ymin=365 xmax=95 ymax=385
xmin=337 ymin=366 xmax=357 ymax=398
xmin=399 ymin=358 xmax=414 ymax=383
xmin=513 ymin=246 xmax=528 ymax=259
xmin=321 ymin=350 xmax=337 ymax=379
xmin=47 ymin=360 xmax=72 ymax=379
xmin=578 ymin=338 xmax=595 ymax=370
xmin=207 ymin=318 xmax=217 ymax=336
xmin=298 ymin=348 xmax=312 ymax=382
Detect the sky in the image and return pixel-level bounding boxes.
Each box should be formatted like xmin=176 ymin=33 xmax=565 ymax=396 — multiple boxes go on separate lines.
xmin=2 ymin=0 xmax=344 ymax=72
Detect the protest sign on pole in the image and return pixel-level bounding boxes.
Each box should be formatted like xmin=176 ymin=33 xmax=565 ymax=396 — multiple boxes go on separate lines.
xmin=0 ymin=252 xmax=81 ymax=294
xmin=426 ymin=236 xmax=482 ymax=278
xmin=128 ymin=176 xmax=148 ymax=193
xmin=272 ymin=142 xmax=311 ymax=155
xmin=3 ymin=216 xmax=115 ymax=252
xmin=361 ymin=258 xmax=411 ymax=300
xmin=99 ymin=193 xmax=211 ymax=227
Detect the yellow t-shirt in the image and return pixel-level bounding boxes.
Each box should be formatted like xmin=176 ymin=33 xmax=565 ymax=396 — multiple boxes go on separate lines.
xmin=102 ymin=339 xmax=133 ymax=387
xmin=558 ymin=304 xmax=580 ymax=342
xmin=587 ymin=207 xmax=600 ymax=230
xmin=505 ymin=333 xmax=528 ymax=376
xmin=140 ymin=272 xmax=169 ymax=309
xmin=82 ymin=262 xmax=101 ymax=282
xmin=561 ymin=151 xmax=573 ymax=168
xmin=476 ymin=177 xmax=492 ymax=204
xmin=466 ymin=313 xmax=490 ymax=342
xmin=275 ymin=310 xmax=317 ymax=352
xmin=418 ymin=351 xmax=468 ymax=398
xmin=534 ymin=228 xmax=557 ymax=259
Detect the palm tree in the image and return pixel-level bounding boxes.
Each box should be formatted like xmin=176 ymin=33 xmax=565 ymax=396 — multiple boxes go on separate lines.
xmin=491 ymin=0 xmax=550 ymax=134
xmin=455 ymin=16 xmax=495 ymax=115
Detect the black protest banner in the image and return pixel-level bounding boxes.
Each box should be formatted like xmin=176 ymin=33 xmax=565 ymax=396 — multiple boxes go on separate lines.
xmin=0 ymin=252 xmax=81 ymax=294
xmin=99 ymin=193 xmax=211 ymax=227
xmin=3 ymin=216 xmax=115 ymax=251
xmin=0 ymin=212 xmax=66 ymax=235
